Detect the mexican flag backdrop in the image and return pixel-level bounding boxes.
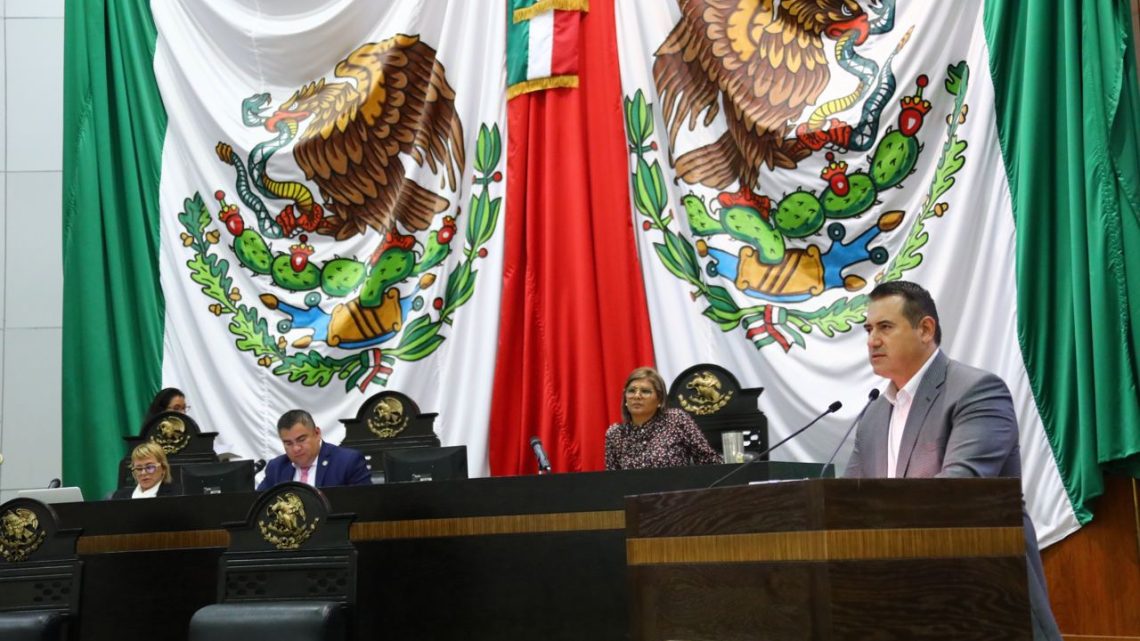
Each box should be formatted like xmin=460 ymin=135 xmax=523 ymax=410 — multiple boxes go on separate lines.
xmin=64 ymin=0 xmax=1139 ymax=546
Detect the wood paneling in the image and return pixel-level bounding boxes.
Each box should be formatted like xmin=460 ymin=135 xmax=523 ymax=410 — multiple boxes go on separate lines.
xmin=627 ymin=479 xmax=1032 ymax=641
xmin=626 ymin=477 xmax=1024 ymax=538
xmin=627 ymin=526 xmax=1025 ymax=564
xmin=1057 ymin=634 xmax=1140 ymax=638
xmin=1062 ymin=636 xmax=1140 ymax=641
xmin=349 ymin=509 xmax=625 ymax=540
xmin=1043 ymin=476 xmax=1140 ymax=638
xmin=76 ymin=529 xmax=228 ymax=554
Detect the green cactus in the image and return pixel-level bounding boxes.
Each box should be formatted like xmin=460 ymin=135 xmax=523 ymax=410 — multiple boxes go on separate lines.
xmin=870 ymin=130 xmax=920 ymax=189
xmin=682 ymin=194 xmax=724 ymax=236
xmin=774 ymin=191 xmax=825 ymax=238
xmin=320 ymin=258 xmax=366 ymax=297
xmin=360 ymin=249 xmax=415 ymax=307
xmin=722 ymin=205 xmax=785 ymax=264
xmin=233 ymin=229 xmax=273 ymax=275
xmin=270 ymin=255 xmax=321 ymax=291
xmin=821 ymin=173 xmax=876 ymax=219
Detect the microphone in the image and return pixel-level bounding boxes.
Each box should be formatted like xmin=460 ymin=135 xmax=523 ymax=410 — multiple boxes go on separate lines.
xmin=47 ymin=478 xmax=62 ymax=489
xmin=529 ymin=436 xmax=552 ymax=474
xmin=707 ymin=400 xmax=843 ymax=489
xmin=252 ymin=459 xmax=267 ymax=474
xmin=819 ymin=389 xmax=880 ymax=478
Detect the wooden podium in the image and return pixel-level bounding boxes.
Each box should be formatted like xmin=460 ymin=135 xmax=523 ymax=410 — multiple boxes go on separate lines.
xmin=625 ymin=478 xmax=1032 ymax=641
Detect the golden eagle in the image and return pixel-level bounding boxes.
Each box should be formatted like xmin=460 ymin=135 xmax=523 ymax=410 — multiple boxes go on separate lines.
xmin=654 ymin=0 xmax=869 ymax=195
xmin=269 ymin=35 xmax=465 ymax=240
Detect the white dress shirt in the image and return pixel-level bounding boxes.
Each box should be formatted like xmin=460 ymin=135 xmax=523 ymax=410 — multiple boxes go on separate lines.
xmin=291 ymin=454 xmax=320 ymax=486
xmin=883 ymin=349 xmax=940 ymax=477
xmin=131 ymin=481 xmax=163 ymax=499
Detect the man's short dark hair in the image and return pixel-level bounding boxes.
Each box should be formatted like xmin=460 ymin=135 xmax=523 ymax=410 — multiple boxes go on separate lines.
xmin=277 ymin=409 xmax=317 ymax=433
xmin=869 ymin=280 xmax=942 ymax=344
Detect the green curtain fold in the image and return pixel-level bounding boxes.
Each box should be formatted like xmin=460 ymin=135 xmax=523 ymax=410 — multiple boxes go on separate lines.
xmin=62 ymin=0 xmax=167 ymax=499
xmin=985 ymin=0 xmax=1140 ymax=524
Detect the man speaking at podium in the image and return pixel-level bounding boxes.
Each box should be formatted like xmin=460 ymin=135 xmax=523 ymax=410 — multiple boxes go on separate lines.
xmin=257 ymin=409 xmax=371 ymax=490
xmin=844 ymin=280 xmax=1061 ymax=641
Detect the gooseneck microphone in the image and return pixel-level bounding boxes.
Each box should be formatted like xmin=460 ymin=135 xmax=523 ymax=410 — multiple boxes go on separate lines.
xmin=253 ymin=459 xmax=268 ymax=474
xmin=529 ymin=436 xmax=552 ymax=474
xmin=707 ymin=400 xmax=843 ymax=488
xmin=819 ymin=389 xmax=881 ymax=478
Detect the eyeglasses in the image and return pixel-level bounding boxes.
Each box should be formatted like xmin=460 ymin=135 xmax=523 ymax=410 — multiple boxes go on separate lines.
xmin=624 ymin=387 xmax=656 ymax=397
xmin=168 ymin=404 xmax=190 ymax=412
xmin=130 ymin=463 xmax=160 ymax=475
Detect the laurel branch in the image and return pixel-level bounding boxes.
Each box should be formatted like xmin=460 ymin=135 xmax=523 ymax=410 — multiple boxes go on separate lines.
xmin=882 ymin=61 xmax=971 ymax=282
xmin=178 ymin=122 xmax=503 ymax=391
xmin=624 ymin=64 xmax=969 ymax=352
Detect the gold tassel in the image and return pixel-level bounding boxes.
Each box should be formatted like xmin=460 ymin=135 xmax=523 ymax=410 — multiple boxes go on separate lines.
xmin=513 ymin=0 xmax=589 ymax=24
xmin=508 ymin=75 xmax=579 ymax=100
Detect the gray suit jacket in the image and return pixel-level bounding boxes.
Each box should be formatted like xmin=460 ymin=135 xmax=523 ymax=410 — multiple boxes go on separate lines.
xmin=845 ymin=351 xmax=1021 ymax=479
xmin=844 ymin=351 xmax=1061 ymax=641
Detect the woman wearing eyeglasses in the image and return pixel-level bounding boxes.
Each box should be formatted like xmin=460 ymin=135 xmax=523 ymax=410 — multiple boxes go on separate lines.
xmin=604 ymin=367 xmax=721 ymax=470
xmin=112 ymin=442 xmax=181 ymax=499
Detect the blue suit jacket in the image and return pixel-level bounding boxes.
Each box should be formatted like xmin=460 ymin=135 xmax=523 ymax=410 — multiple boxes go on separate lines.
xmin=256 ymin=441 xmax=371 ymax=491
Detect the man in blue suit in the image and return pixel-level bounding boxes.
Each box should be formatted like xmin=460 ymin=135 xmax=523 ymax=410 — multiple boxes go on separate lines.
xmin=845 ymin=280 xmax=1061 ymax=641
xmin=257 ymin=409 xmax=371 ymax=490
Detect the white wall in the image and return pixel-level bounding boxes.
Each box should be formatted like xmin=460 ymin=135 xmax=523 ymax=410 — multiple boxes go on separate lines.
xmin=0 ymin=0 xmax=65 ymax=502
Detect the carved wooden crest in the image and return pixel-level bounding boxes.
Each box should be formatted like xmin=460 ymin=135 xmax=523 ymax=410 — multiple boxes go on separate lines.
xmin=258 ymin=491 xmax=320 ymax=550
xmin=141 ymin=411 xmax=203 ymax=456
xmin=0 ymin=498 xmax=80 ymax=566
xmin=367 ymin=396 xmax=409 ymax=438
xmin=227 ymin=482 xmax=352 ymax=554
xmin=150 ymin=414 xmax=192 ymax=454
xmin=0 ymin=506 xmax=46 ymax=562
xmin=668 ymin=364 xmax=768 ymax=455
xmin=341 ymin=391 xmax=441 ymax=465
xmin=677 ymin=370 xmax=735 ymax=415
xmin=217 ymin=483 xmax=355 ymax=604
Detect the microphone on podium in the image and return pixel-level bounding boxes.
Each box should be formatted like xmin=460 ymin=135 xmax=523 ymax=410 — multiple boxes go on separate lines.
xmin=819 ymin=389 xmax=880 ymax=478
xmin=529 ymin=436 xmax=552 ymax=474
xmin=707 ymin=400 xmax=842 ymax=489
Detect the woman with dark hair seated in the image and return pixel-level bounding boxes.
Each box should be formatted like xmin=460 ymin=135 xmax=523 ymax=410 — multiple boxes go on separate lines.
xmin=143 ymin=387 xmax=188 ymax=424
xmin=604 ymin=367 xmax=721 ymax=470
xmin=112 ymin=442 xmax=181 ymax=499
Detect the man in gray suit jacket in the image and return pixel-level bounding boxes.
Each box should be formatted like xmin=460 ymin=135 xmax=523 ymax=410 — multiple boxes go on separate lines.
xmin=845 ymin=280 xmax=1062 ymax=641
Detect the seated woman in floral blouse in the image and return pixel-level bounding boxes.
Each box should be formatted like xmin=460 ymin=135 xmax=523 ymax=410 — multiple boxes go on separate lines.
xmin=604 ymin=366 xmax=721 ymax=470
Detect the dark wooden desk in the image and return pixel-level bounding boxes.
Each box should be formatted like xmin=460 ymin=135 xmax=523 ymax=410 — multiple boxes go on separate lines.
xmin=54 ymin=462 xmax=821 ymax=641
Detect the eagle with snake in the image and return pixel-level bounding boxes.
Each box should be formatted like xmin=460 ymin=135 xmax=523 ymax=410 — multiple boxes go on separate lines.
xmin=654 ymin=0 xmax=900 ymax=210
xmin=221 ymin=34 xmax=464 ymax=241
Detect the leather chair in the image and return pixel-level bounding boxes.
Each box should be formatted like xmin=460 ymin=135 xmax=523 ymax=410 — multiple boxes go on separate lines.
xmin=0 ymin=611 xmax=67 ymax=641
xmin=189 ymin=601 xmax=346 ymax=641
